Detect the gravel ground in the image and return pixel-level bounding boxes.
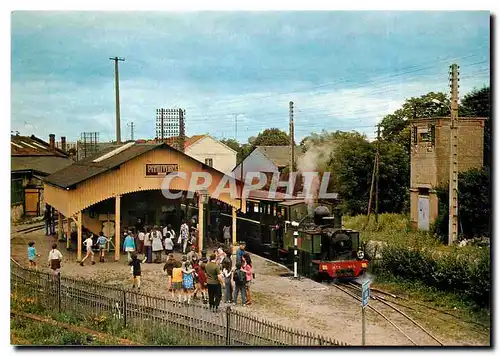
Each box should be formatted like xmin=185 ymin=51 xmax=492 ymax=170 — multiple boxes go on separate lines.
xmin=11 ymin=227 xmax=488 ymax=346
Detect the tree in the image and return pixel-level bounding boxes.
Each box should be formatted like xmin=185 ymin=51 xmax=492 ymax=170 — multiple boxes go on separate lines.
xmin=219 ymin=138 xmax=240 ymax=153
xmin=460 ymin=86 xmax=491 ymax=168
xmin=380 ymin=91 xmax=449 ymax=153
xmin=329 ymin=134 xmax=375 ymax=215
xmin=252 ymin=128 xmax=290 ymax=147
xmin=433 ymin=167 xmax=490 ymax=241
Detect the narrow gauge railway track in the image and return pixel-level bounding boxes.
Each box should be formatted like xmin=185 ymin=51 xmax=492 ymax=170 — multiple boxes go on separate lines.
xmin=350 ymin=283 xmax=488 ymax=329
xmin=331 ymin=282 xmax=444 ymax=346
xmin=346 ymin=282 xmax=489 ymax=336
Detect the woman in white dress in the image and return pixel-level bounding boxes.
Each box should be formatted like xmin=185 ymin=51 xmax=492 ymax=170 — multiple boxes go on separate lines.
xmin=151 ymin=225 xmax=164 ymax=263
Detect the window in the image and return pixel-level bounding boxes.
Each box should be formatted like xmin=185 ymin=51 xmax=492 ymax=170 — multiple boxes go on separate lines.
xmin=205 ymin=158 xmax=213 ymax=167
xmin=11 ymin=178 xmax=23 ymax=205
xmin=412 ymin=126 xmax=418 ymax=146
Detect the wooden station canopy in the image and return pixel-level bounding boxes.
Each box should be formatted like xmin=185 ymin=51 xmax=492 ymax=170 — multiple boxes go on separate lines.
xmin=43 ymin=142 xmax=246 ymax=261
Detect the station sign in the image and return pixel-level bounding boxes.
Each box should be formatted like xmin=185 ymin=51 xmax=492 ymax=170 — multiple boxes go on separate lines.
xmin=145 ymin=164 xmax=179 ymax=176
xmin=362 ymin=280 xmax=370 ymax=308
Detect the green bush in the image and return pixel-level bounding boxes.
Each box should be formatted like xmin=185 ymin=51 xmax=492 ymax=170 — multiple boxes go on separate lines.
xmin=379 ymin=243 xmax=490 ymax=308
xmin=433 ymin=167 xmax=491 ymax=240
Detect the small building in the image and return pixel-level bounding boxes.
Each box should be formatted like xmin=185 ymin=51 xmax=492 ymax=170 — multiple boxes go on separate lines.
xmin=166 ymin=134 xmax=237 ymax=174
xmin=11 ymin=134 xmax=73 ymax=221
xmin=43 ymin=141 xmax=246 ymax=262
xmin=409 ymin=116 xmax=486 ymax=231
xmin=232 ymin=145 xmax=301 ymax=182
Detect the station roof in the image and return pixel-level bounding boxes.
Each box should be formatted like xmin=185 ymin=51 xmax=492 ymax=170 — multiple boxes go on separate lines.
xmin=44 ymin=143 xmax=164 ymax=189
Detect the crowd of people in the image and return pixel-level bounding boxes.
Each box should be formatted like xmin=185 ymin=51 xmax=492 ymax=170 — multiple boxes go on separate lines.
xmin=27 ymin=218 xmax=256 ymax=311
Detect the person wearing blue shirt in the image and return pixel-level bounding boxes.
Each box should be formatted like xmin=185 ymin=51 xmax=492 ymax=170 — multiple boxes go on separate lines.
xmin=123 ymin=231 xmax=136 ymax=262
xmin=96 ymin=232 xmax=109 ymax=263
xmin=236 ymin=241 xmax=246 ymax=264
xmin=27 ymin=241 xmax=40 ymax=268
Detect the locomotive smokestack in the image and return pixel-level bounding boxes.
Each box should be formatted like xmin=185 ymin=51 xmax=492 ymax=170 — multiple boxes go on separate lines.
xmin=333 ymin=207 xmax=342 ymax=229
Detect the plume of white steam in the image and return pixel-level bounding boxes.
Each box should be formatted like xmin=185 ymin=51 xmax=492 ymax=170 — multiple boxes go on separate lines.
xmin=296 ymin=140 xmax=337 ymax=215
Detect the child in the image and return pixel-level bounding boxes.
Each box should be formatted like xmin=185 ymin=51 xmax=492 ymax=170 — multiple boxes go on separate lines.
xmin=48 ymin=243 xmax=63 ymax=279
xmin=128 ymin=252 xmax=142 ymax=291
xmin=80 ymin=233 xmax=96 ymax=266
xmin=96 ymin=232 xmax=109 ymax=262
xmin=123 ymin=231 xmax=136 ymax=262
xmin=163 ymin=230 xmax=174 ymax=256
xmin=193 ymin=259 xmax=207 ymax=304
xmin=182 ymin=261 xmax=195 ymax=304
xmin=171 ymin=261 xmax=184 ymax=301
xmin=163 ymin=254 xmax=176 ymax=292
xmin=222 ymin=261 xmax=233 ymax=303
xmin=27 ymin=241 xmax=40 ymax=269
xmin=233 ymin=262 xmax=247 ymax=306
xmin=242 ymin=253 xmax=253 ymax=305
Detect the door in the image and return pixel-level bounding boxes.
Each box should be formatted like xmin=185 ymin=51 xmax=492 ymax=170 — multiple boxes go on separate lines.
xmin=24 ymin=188 xmax=40 ymax=216
xmin=418 ymin=196 xmax=430 ymax=231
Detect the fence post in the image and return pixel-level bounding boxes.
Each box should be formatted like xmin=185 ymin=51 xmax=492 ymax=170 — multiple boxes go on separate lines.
xmin=226 ymin=306 xmax=231 ymax=345
xmin=57 ymin=273 xmax=61 ymax=313
xmin=123 ymin=290 xmax=127 ymax=328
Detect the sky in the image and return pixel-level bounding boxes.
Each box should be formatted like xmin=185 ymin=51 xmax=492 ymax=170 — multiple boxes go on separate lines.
xmin=10 ymin=11 xmax=490 ymax=143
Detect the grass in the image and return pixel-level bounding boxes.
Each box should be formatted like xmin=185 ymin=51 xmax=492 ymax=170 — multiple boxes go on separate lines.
xmin=371 ymin=274 xmax=490 ymax=345
xmin=344 ymin=213 xmax=442 ymax=248
xmin=10 ymin=290 xmax=213 ymax=346
xmin=343 ymin=213 xmax=490 ymax=344
xmin=10 ymin=316 xmax=114 ymax=346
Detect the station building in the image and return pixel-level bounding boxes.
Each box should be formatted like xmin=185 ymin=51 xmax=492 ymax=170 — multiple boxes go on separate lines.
xmin=43 ymin=142 xmax=246 ymax=262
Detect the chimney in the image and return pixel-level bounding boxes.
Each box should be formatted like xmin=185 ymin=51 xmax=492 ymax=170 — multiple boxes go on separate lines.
xmin=61 ymin=136 xmax=67 ymax=152
xmin=49 ymin=134 xmax=55 ymax=151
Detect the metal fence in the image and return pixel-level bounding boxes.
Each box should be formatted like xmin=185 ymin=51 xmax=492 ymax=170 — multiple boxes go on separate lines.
xmin=10 ymin=263 xmax=347 ymax=346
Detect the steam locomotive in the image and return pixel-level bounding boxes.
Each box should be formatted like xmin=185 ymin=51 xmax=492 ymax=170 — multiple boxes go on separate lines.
xmin=212 ymin=198 xmax=368 ymax=280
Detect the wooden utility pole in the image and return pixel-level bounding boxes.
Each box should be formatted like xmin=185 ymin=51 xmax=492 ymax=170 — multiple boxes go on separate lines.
xmin=289 ymin=101 xmax=295 ymax=173
xmin=365 ymin=149 xmax=377 ymax=229
xmin=179 ymin=109 xmax=185 ymax=152
xmin=375 ymin=124 xmax=381 ymax=224
xmin=364 ymin=124 xmax=380 ymax=229
xmin=448 ymin=64 xmax=459 ymax=246
xmin=110 ymin=57 xmax=125 ymax=144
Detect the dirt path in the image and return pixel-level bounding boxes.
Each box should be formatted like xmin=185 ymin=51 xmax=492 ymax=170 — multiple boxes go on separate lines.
xmin=10 ymin=228 xmax=488 ymax=346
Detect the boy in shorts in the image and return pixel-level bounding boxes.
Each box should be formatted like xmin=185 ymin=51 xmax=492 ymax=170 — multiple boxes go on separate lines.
xmin=96 ymin=232 xmax=109 ymax=262
xmin=27 ymin=241 xmax=40 ymax=269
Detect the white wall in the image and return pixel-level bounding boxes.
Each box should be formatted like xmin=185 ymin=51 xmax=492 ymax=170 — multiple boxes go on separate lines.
xmin=232 ymin=148 xmax=278 ymax=181
xmin=186 ymin=136 xmax=237 ymax=174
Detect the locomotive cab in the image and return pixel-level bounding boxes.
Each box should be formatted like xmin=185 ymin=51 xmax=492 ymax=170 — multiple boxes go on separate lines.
xmin=308 ymin=206 xmax=368 ymax=280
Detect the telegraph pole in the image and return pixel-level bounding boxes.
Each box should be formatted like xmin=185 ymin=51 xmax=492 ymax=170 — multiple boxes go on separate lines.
xmin=375 ymin=124 xmax=381 ymax=224
xmin=448 ymin=64 xmax=459 ymax=246
xmin=364 ymin=125 xmax=379 ymax=229
xmin=179 ymin=109 xmax=185 ymax=153
xmin=110 ymin=57 xmax=125 ymax=144
xmin=161 ymin=109 xmax=165 ymax=140
xmin=289 ymin=101 xmax=295 ymax=173
xmin=128 ymin=122 xmax=134 ymax=141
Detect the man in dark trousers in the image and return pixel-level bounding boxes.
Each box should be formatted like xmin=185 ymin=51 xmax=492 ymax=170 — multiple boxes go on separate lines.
xmin=275 ymin=211 xmax=285 ymax=249
xmin=44 ymin=205 xmax=52 ymax=236
xmin=204 ymin=253 xmax=224 ymax=312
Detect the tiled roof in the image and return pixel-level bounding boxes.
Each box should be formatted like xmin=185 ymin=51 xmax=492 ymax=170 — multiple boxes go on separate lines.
xmin=164 ymin=135 xmax=207 ymax=149
xmin=11 ymin=156 xmax=73 ymax=175
xmin=256 ymin=146 xmax=302 ymax=168
xmin=11 ymin=135 xmax=68 ymax=157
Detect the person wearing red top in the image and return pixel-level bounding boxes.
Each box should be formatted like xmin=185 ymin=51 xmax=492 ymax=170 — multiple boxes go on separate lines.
xmin=194 ymin=261 xmax=208 ymax=304
xmin=242 ymin=253 xmax=253 ymax=305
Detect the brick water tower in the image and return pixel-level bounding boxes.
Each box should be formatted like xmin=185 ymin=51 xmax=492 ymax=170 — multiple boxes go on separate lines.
xmin=409 ymin=116 xmax=485 ymax=231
